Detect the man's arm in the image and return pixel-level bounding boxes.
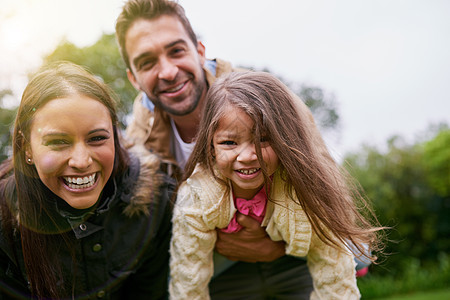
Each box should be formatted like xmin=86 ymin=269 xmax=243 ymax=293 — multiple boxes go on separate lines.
xmin=215 ymin=213 xmax=285 ymax=262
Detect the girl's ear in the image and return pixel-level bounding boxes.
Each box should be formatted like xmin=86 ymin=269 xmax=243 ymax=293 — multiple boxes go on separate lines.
xmin=210 ymin=143 xmax=216 ymax=159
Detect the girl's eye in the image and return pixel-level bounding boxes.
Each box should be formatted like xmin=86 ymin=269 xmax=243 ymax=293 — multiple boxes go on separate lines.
xmin=259 ymin=136 xmax=272 ymax=146
xmin=220 ymin=140 xmax=236 ymax=146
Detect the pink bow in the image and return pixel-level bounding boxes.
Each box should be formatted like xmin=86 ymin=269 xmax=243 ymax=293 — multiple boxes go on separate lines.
xmin=235 ymin=193 xmax=266 ymax=218
xmin=221 ymin=187 xmax=267 ymax=233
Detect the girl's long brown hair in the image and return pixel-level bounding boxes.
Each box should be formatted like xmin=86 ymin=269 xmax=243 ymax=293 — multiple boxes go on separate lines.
xmin=184 ymin=71 xmax=384 ymax=261
xmin=0 ymin=61 xmax=129 ymax=298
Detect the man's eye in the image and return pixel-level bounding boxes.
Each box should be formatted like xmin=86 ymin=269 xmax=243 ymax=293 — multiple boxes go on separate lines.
xmin=171 ymin=48 xmax=185 ymax=55
xmin=138 ymin=59 xmax=154 ymax=70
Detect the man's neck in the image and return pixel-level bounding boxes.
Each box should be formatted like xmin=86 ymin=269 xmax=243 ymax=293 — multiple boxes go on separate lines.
xmin=171 ymin=113 xmax=200 ymax=143
xmin=170 ymin=87 xmax=207 ymax=143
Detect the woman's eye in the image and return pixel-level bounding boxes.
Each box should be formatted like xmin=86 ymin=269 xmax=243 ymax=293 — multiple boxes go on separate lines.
xmin=89 ymin=135 xmax=109 ymax=143
xmin=45 ymin=139 xmax=69 ymax=147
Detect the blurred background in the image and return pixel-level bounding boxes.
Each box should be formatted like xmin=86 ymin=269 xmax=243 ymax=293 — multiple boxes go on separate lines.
xmin=1 ymin=1 xmax=449 ymax=298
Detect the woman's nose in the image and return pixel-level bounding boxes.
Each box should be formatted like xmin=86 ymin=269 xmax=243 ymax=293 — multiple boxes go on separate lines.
xmin=68 ymin=144 xmax=93 ymax=169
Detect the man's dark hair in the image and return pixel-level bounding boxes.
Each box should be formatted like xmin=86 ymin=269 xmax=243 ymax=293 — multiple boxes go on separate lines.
xmin=116 ymin=0 xmax=198 ymax=69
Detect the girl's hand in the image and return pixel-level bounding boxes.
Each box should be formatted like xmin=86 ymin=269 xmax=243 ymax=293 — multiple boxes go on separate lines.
xmin=215 ymin=213 xmax=285 ymax=262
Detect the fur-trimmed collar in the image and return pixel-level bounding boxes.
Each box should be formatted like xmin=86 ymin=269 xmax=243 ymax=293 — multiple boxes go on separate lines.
xmin=122 ymin=145 xmax=165 ymax=217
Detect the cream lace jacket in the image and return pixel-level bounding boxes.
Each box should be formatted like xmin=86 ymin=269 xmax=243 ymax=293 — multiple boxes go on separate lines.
xmin=169 ymin=165 xmax=360 ymax=300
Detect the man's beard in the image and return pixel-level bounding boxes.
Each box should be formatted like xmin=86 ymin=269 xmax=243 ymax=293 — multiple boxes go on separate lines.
xmin=152 ymin=71 xmax=206 ymax=116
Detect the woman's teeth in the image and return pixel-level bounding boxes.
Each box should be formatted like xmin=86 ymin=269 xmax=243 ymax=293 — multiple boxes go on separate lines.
xmin=237 ymin=168 xmax=259 ymax=175
xmin=64 ymin=174 xmax=96 ymax=189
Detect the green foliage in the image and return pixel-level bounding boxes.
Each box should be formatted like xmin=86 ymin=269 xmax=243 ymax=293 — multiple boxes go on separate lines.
xmin=43 ymin=34 xmax=138 ymax=128
xmin=235 ymin=66 xmax=341 ymax=134
xmin=344 ymin=125 xmax=450 ymax=278
xmin=422 ymin=128 xmax=450 ymax=197
xmin=298 ymin=84 xmax=339 ymax=132
xmin=0 ymin=89 xmax=16 ymax=161
xmin=358 ymin=253 xmax=450 ymax=299
xmin=43 ymin=33 xmax=341 ymax=135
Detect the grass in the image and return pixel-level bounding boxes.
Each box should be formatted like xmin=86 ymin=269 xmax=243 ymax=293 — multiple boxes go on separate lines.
xmin=358 ymin=253 xmax=450 ymax=299
xmin=373 ymin=288 xmax=450 ymax=300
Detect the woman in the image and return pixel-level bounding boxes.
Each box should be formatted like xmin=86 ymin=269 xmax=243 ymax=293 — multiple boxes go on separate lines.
xmin=0 ymin=61 xmax=173 ymax=299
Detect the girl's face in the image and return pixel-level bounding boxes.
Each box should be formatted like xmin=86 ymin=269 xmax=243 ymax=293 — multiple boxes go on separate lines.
xmin=213 ymin=106 xmax=279 ymax=199
xmin=27 ymin=95 xmax=115 ymax=209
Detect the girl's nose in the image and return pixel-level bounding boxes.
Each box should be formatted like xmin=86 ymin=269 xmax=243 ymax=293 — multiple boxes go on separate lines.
xmin=68 ymin=144 xmax=93 ymax=170
xmin=237 ymin=143 xmax=257 ymax=162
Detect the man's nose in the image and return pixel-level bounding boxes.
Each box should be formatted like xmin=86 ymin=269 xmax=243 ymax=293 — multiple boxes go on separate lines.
xmin=158 ymin=57 xmax=178 ymax=82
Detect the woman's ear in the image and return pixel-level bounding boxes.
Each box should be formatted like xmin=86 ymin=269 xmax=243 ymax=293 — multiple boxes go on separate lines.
xmin=25 ymin=146 xmax=33 ymax=165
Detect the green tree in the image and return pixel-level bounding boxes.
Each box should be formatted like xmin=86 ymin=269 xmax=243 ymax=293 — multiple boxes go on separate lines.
xmin=44 ymin=34 xmax=137 ymax=128
xmin=242 ymin=66 xmax=341 ymax=133
xmin=0 ymin=89 xmax=16 ymax=161
xmin=423 ymin=127 xmax=450 ymax=197
xmin=45 ymin=34 xmax=340 ymax=133
xmin=295 ymin=84 xmax=339 ymax=132
xmin=344 ymin=126 xmax=450 ymax=276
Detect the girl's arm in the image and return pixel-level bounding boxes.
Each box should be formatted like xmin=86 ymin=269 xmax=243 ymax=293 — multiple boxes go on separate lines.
xmin=267 ymin=174 xmax=360 ymax=299
xmin=306 ymin=231 xmax=360 ymax=300
xmin=169 ymin=183 xmax=217 ymax=300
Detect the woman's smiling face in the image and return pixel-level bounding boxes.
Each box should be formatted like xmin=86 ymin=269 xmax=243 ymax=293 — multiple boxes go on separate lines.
xmin=27 ymin=95 xmax=115 ymax=209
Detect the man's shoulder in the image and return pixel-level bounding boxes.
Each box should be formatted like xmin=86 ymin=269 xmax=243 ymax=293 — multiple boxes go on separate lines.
xmin=214 ymin=58 xmax=247 ymax=75
xmin=204 ymin=58 xmax=248 ymax=86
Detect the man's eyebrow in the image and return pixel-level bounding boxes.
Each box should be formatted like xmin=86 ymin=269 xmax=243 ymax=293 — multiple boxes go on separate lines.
xmin=164 ymin=39 xmax=188 ymax=50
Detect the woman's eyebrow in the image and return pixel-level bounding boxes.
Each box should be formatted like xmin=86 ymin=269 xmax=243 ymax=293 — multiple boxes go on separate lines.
xmin=88 ymin=128 xmax=111 ymax=135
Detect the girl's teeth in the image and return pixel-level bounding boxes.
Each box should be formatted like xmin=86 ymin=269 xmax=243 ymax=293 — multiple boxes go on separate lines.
xmin=238 ymin=168 xmax=259 ymax=175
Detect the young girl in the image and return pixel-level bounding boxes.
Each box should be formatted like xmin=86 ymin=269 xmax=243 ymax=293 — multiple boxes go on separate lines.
xmin=169 ymin=71 xmax=382 ymax=299
xmin=0 ymin=61 xmax=173 ymax=299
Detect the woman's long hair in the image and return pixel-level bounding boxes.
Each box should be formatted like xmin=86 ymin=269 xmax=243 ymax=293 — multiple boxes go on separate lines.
xmin=0 ymin=61 xmax=129 ymax=298
xmin=185 ymin=71 xmax=384 ymax=261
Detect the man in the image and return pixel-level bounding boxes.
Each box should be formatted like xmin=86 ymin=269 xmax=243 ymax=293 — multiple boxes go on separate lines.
xmin=115 ymin=0 xmax=333 ymax=297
